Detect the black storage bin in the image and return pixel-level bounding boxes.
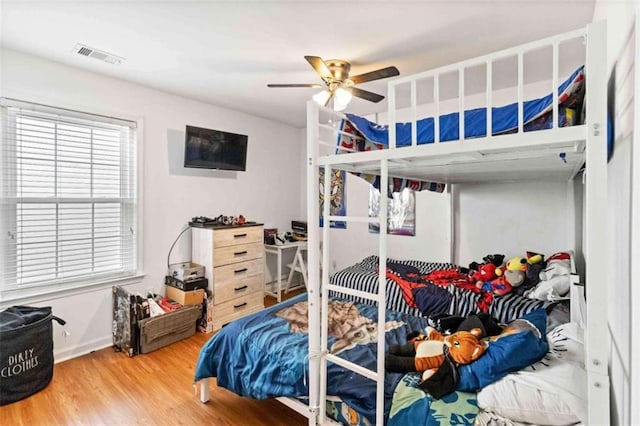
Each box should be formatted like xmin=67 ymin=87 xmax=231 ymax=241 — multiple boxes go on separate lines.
xmin=0 ymin=306 xmax=65 ymax=406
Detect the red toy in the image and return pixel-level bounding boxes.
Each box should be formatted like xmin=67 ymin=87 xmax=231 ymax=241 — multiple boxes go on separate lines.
xmin=479 ymin=276 xmax=513 ymax=295
xmin=470 ymin=263 xmax=500 ymax=285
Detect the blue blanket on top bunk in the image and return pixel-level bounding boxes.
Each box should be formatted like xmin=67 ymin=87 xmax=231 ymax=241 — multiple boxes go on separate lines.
xmin=342 ymin=65 xmax=584 ymax=147
xmin=194 ymin=294 xmax=436 ymax=424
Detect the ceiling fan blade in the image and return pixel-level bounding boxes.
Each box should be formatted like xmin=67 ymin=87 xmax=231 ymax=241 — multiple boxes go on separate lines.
xmin=304 ymin=56 xmax=333 ymax=80
xmin=349 ymin=87 xmax=385 ymax=103
xmin=349 ymin=66 xmax=400 ymax=85
xmin=267 ymin=83 xmax=323 ymax=88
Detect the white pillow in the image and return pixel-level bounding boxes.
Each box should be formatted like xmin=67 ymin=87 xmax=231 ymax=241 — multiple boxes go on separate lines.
xmin=477 ymin=322 xmax=586 ymax=425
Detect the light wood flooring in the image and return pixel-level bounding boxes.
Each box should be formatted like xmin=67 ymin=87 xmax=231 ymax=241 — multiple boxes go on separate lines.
xmin=1 ymin=290 xmax=307 ymax=426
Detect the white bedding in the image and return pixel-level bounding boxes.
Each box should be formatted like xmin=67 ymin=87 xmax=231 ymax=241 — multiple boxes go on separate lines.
xmin=477 ymin=322 xmax=586 ymax=425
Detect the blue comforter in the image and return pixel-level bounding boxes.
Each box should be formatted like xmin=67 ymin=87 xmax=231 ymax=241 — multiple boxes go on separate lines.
xmin=194 ymin=294 xmax=431 ymax=424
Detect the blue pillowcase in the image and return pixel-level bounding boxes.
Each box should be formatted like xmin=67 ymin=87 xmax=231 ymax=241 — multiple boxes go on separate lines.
xmin=456 ymin=308 xmax=549 ymax=392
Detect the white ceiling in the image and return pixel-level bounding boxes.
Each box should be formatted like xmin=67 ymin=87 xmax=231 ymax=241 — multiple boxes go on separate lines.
xmin=1 ymin=0 xmax=595 ymax=128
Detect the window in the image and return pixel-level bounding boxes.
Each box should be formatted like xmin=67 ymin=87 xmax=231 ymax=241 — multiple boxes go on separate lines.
xmin=1 ymin=99 xmax=138 ymax=296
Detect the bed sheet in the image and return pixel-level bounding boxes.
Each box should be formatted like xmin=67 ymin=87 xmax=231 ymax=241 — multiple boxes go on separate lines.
xmin=389 ymin=374 xmax=478 ymax=426
xmin=330 ymin=256 xmax=554 ymax=324
xmin=194 ymin=293 xmax=439 ymax=424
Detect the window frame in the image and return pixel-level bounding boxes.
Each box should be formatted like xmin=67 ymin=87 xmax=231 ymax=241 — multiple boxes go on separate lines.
xmin=0 ymin=98 xmax=144 ymax=304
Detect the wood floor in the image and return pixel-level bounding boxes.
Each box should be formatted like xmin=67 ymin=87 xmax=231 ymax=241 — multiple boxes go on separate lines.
xmin=1 ymin=291 xmax=308 ymax=426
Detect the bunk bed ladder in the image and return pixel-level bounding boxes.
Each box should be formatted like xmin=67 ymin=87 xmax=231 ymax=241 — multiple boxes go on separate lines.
xmin=308 ymin=101 xmax=390 ymax=426
xmin=322 ymin=164 xmax=389 ymax=426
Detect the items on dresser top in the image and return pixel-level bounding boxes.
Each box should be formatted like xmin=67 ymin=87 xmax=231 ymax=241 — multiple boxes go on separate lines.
xmin=189 ymin=214 xmax=254 ymax=227
xmin=191 ymin=223 xmax=265 ymax=332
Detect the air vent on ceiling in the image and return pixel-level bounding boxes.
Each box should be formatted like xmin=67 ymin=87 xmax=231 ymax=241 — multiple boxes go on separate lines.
xmin=73 ymin=44 xmax=124 ymax=65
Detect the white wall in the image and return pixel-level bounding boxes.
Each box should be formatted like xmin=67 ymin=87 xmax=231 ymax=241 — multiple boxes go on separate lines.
xmin=311 ymin=160 xmax=575 ymax=274
xmin=0 ymin=48 xmax=304 ymax=360
xmin=592 ymin=2 xmax=638 ymax=425
xmin=328 ymin=172 xmax=451 ymax=273
xmin=453 ymin=180 xmax=574 ymax=266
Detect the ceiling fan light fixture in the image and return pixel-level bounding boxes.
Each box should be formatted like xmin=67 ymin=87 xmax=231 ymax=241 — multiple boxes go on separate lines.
xmin=334 ymin=87 xmax=352 ymax=111
xmin=276 ymin=56 xmax=396 ymax=108
xmin=312 ymin=87 xmax=352 ymax=111
xmin=312 ymin=90 xmax=331 ymax=106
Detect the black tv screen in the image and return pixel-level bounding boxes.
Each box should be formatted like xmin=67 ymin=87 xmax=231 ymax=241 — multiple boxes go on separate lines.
xmin=184 ymin=125 xmax=248 ymax=171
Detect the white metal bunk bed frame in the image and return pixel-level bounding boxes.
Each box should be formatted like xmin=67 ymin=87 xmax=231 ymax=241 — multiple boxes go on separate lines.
xmin=197 ymin=20 xmax=608 ymax=426
xmin=303 ymin=20 xmax=609 ymax=426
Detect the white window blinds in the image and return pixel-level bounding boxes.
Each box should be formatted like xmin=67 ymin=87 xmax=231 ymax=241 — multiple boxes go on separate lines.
xmin=1 ymin=99 xmax=138 ymax=293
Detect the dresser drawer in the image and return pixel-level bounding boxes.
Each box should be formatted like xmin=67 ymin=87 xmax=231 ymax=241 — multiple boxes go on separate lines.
xmin=212 ymin=292 xmax=264 ymax=330
xmin=214 ymin=242 xmax=263 ymax=266
xmin=213 ymin=226 xmax=263 ymax=248
xmin=214 ymin=258 xmax=264 ymax=286
xmin=214 ymin=272 xmax=264 ymax=305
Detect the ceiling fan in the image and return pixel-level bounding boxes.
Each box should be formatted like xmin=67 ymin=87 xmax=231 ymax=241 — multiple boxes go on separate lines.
xmin=268 ymin=56 xmax=400 ymax=108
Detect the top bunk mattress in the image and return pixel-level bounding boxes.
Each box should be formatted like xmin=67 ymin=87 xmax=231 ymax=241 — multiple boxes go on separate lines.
xmin=338 ymin=66 xmax=585 ymax=149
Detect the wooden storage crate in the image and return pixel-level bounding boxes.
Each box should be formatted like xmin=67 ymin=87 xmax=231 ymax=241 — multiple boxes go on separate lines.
xmin=138 ymin=305 xmax=202 ymax=354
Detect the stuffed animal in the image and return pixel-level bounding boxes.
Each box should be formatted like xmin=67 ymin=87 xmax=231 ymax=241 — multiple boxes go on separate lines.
xmin=520 ymin=251 xmax=546 ymax=291
xmin=479 ymin=275 xmax=515 ymax=295
xmin=539 ymin=252 xmax=571 ymax=281
xmin=467 ymin=254 xmax=504 ymax=285
xmin=471 ymin=263 xmax=500 ymax=286
xmin=489 ymin=256 xmax=529 ymax=293
xmin=504 ymin=256 xmax=528 ymax=272
xmin=385 ymin=327 xmax=487 ymax=383
xmin=470 ymin=254 xmax=504 ymax=270
xmin=526 ymin=252 xmax=572 ymax=300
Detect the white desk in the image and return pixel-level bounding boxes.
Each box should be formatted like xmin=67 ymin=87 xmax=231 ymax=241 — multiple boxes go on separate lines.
xmin=264 ymin=241 xmax=306 ymax=302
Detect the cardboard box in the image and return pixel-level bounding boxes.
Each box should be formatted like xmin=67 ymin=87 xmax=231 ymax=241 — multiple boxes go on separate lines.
xmin=165 ymin=285 xmax=205 ymax=306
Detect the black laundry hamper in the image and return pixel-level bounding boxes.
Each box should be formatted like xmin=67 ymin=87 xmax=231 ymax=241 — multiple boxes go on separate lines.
xmin=0 ymin=306 xmax=65 ymax=406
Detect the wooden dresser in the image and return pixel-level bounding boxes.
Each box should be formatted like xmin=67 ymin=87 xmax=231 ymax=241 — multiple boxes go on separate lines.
xmin=191 ymin=224 xmax=264 ymax=331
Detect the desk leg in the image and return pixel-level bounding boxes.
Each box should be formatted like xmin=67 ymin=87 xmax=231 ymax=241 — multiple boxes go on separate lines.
xmin=276 ymin=249 xmax=282 ymax=303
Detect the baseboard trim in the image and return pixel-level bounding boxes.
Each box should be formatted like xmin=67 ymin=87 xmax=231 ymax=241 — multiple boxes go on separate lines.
xmin=54 ymin=336 xmax=113 ymax=364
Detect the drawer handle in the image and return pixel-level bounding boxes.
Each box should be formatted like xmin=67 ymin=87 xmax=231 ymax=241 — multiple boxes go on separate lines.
xmin=234 ymin=302 xmax=247 ymax=309
xmin=234 ymin=285 xmax=248 ymax=292
xmin=234 ymin=250 xmax=248 ymax=256
xmin=234 ymin=233 xmax=247 ymax=238
xmin=234 ymin=268 xmax=248 ymax=274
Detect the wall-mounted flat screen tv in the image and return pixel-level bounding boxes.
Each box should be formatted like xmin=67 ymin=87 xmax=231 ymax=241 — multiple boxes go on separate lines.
xmin=184 ymin=125 xmax=248 ymax=171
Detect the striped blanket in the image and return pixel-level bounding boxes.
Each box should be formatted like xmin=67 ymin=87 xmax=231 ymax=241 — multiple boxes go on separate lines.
xmin=329 ymin=256 xmax=553 ymax=324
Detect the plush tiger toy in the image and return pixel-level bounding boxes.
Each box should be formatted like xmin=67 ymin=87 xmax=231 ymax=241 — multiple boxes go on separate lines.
xmin=385 ymin=327 xmax=486 ymax=381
